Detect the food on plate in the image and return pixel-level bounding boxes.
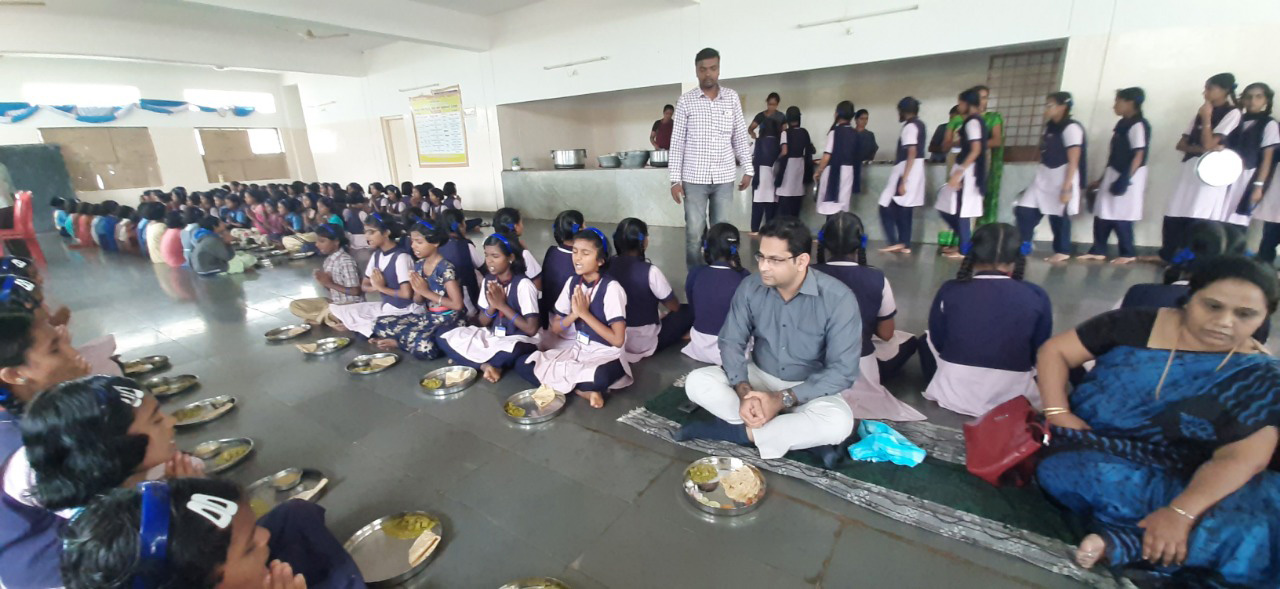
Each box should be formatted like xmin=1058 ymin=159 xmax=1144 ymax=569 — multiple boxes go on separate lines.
xmin=421 ymin=377 xmax=443 ymax=389
xmin=350 ymin=364 xmax=377 ymax=374
xmin=296 ymin=343 xmax=318 ymax=354
xmin=171 ymin=407 xmax=205 ymax=422
xmin=531 ymin=385 xmax=557 ymax=410
xmin=214 ymin=446 xmax=249 ymax=467
xmin=285 ymin=326 xmax=307 ymax=337
xmin=272 ymin=470 xmax=302 ymax=489
xmin=249 ymin=499 xmax=271 ymax=517
xmin=124 ymin=363 xmax=152 ymax=374
xmin=193 ymin=440 xmax=222 ymax=459
xmin=383 ymin=513 xmax=437 ymax=540
xmin=687 ymin=463 xmax=718 ymax=484
xmin=407 ymin=530 xmax=441 ymax=566
xmin=721 ymin=467 xmax=761 ymax=503
xmin=370 ymin=356 xmax=397 ymax=368
xmin=444 ymin=370 xmax=468 ymax=386
xmin=148 ymin=382 xmax=172 ymax=395
xmin=503 ymin=402 xmax=526 ymax=418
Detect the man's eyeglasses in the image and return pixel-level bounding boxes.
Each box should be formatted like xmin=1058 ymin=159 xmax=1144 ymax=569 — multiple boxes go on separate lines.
xmin=753 ymin=252 xmax=797 ymax=266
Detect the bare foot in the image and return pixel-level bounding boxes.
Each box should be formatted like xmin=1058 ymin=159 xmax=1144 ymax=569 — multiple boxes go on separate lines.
xmin=1137 ymin=255 xmax=1165 ymax=264
xmin=370 ymin=338 xmax=398 ymax=351
xmin=481 ymin=364 xmax=502 ymax=383
xmin=1110 ymin=257 xmax=1135 ymax=265
xmin=575 ymin=389 xmax=605 ymax=409
xmin=942 ymin=252 xmax=965 ymax=259
xmin=879 ymin=244 xmax=905 ymax=253
xmin=1045 ymin=253 xmax=1071 ymax=263
xmin=1075 ymin=533 xmax=1107 ymax=569
xmin=899 ymin=248 xmax=912 ymax=255
xmin=941 ymin=246 xmax=959 ymax=254
xmin=1076 ymin=254 xmax=1106 ymax=261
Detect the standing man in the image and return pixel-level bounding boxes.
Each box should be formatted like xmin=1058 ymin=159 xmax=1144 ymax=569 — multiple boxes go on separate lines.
xmin=678 ymin=217 xmax=860 ymax=466
xmin=853 ymin=109 xmax=879 ymax=193
xmin=669 ymin=47 xmax=753 ymax=268
xmin=650 ymin=104 xmax=675 ymax=150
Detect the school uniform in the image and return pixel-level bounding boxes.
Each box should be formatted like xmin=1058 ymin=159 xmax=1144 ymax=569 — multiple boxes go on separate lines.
xmin=342 ymin=209 xmax=365 ymax=235
xmin=516 ymin=275 xmax=632 ymax=394
xmin=751 ymin=110 xmax=786 ymax=231
xmin=813 ymin=262 xmax=925 ymax=421
xmin=285 ymin=212 xmax=305 ymax=233
xmin=439 ymin=274 xmax=542 ymax=369
xmin=775 ymin=127 xmax=814 ymax=218
xmin=605 ymin=255 xmax=693 ymax=363
xmin=1015 ymin=118 xmax=1087 ymax=255
xmin=439 ymin=237 xmax=481 ymax=315
xmin=0 ymin=414 xmax=63 ymax=589
xmin=1162 ymin=105 xmax=1241 ymax=259
xmin=89 ymin=216 xmax=104 ymax=245
xmin=816 ymin=124 xmax=857 ymax=216
xmin=115 ymin=219 xmax=136 ymax=253
xmin=180 ymin=222 xmax=200 ymax=262
xmin=75 ymin=215 xmax=95 ymax=248
xmin=369 ymin=259 xmax=462 ymax=360
xmin=136 ymin=218 xmax=150 ymax=257
xmin=681 ymin=264 xmax=749 ymax=364
xmin=257 ymin=500 xmax=365 ymax=589
xmin=539 ymin=245 xmax=577 ymax=348
xmin=1221 ymin=115 xmax=1280 ymax=226
xmin=878 ymin=117 xmax=928 ymax=247
xmin=919 ymin=273 xmax=1052 ymax=417
xmin=1088 ymin=115 xmax=1151 ymax=258
xmin=328 ymin=248 xmax=415 ymax=337
xmin=935 ymin=114 xmax=987 ymax=249
xmin=145 ymin=221 xmax=167 ymax=264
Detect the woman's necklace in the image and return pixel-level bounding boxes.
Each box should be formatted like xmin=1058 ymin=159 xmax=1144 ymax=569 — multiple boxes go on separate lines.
xmin=1154 ymin=326 xmax=1241 ymax=400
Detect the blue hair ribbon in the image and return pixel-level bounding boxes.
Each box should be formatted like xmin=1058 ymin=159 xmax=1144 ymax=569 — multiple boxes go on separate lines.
xmin=1020 ymin=241 xmax=1033 ymax=256
xmin=1171 ymin=248 xmax=1196 ymax=266
xmin=489 ymin=232 xmax=513 ymax=252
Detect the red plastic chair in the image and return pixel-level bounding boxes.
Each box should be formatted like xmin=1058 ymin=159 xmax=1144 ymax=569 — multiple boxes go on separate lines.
xmin=0 ymin=191 xmax=47 ymax=267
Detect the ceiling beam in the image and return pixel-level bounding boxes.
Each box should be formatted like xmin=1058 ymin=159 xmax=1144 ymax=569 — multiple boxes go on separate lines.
xmin=184 ymin=0 xmax=493 ymax=52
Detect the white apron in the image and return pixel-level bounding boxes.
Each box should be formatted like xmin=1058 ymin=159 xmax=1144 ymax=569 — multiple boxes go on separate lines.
xmin=329 ymin=302 xmax=414 ymax=337
xmin=528 ymin=339 xmax=632 ymax=393
xmin=877 ymin=160 xmax=926 ymax=208
xmin=841 ymin=353 xmax=926 ymax=422
xmin=1094 ymin=166 xmax=1148 ymax=222
xmin=776 ymin=158 xmax=808 ymax=198
xmin=934 ymin=163 xmax=982 ymax=218
xmin=440 ymin=324 xmax=540 ymax=364
xmin=752 ymin=166 xmax=778 ymax=204
xmin=1219 ymin=168 xmax=1259 ymax=227
xmin=1255 ymin=172 xmax=1280 ymax=223
xmin=1016 ymin=164 xmax=1081 ymax=217
xmin=621 ymin=324 xmax=660 ymax=364
xmin=681 ymin=327 xmax=720 ymax=365
xmin=815 ymin=165 xmax=854 ymax=216
xmin=1166 ymin=158 xmax=1227 ymax=219
xmin=920 ymin=331 xmax=1040 ymax=418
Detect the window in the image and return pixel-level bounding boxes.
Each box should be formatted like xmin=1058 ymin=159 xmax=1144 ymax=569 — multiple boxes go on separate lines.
xmin=39 ymin=127 xmax=161 ymax=191
xmin=182 ymin=89 xmax=277 ymax=114
xmin=22 ymin=83 xmax=141 ymax=107
xmin=983 ymin=48 xmax=1064 ymax=162
xmin=195 ymin=128 xmax=289 ymax=182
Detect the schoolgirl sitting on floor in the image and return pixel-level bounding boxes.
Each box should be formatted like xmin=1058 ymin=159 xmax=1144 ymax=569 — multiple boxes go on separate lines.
xmin=369 ymin=218 xmax=464 ymax=359
xmin=919 ymin=222 xmax=1053 ymax=416
xmin=437 ymin=208 xmax=482 ymax=316
xmin=439 ymin=233 xmax=541 ymax=382
xmin=327 ymin=214 xmax=415 ymax=337
xmin=492 ymin=207 xmax=543 ymax=288
xmin=606 ymin=217 xmax=692 ymax=363
xmin=289 ymin=224 xmax=364 ymax=328
xmin=516 ymin=228 xmax=630 ymax=409
xmin=681 ymin=223 xmax=749 ymax=365
xmin=812 ymin=213 xmax=924 ymax=421
xmin=540 ymin=210 xmax=584 ymax=340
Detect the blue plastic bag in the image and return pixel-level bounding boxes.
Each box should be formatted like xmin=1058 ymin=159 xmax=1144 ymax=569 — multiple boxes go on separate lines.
xmin=846 ymin=420 xmax=926 ymax=467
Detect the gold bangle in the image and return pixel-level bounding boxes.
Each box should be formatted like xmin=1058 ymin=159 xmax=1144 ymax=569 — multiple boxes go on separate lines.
xmin=1042 ymin=406 xmax=1070 ymax=413
xmin=1168 ymin=504 xmax=1197 ymax=521
xmin=1043 ymin=408 xmax=1071 ymax=416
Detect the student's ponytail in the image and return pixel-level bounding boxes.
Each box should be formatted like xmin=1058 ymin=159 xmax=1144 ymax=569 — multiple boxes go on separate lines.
xmin=439 ymin=208 xmax=467 ymax=241
xmin=612 ymin=217 xmax=648 ymax=257
xmin=702 ymin=223 xmax=742 ymax=269
xmin=957 ymin=222 xmax=1022 ymax=281
xmin=552 ymin=210 xmax=584 ymax=246
xmin=492 ymin=207 xmax=522 ymax=236
xmin=817 ymin=212 xmax=868 ymax=266
xmin=956 ymin=254 xmax=976 ymax=281
xmin=1208 ymin=73 xmax=1238 ymax=107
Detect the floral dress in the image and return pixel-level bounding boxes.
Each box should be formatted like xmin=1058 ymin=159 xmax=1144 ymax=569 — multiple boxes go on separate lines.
xmin=371 ymin=258 xmax=462 ymax=360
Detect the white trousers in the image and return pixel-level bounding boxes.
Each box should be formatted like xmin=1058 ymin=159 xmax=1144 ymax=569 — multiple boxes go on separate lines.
xmin=685 ymin=363 xmax=855 ymax=459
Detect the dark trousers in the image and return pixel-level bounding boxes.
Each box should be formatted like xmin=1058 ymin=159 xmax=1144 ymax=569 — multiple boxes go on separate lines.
xmin=879 ymin=203 xmax=913 ymax=247
xmin=1259 ymin=222 xmax=1280 ymax=264
xmin=1014 ymin=206 xmax=1073 ymax=255
xmin=1087 ymin=219 xmax=1136 ymax=258
xmin=938 ymin=212 xmax=971 ymax=250
xmin=260 ymin=500 xmax=365 ymax=588
xmin=916 ymin=334 xmax=937 ymax=381
xmin=751 ymin=202 xmax=777 ymax=232
xmin=465 ymin=218 xmax=483 ymax=233
xmin=777 ymin=196 xmax=804 ymax=219
xmin=1160 ymin=216 xmax=1194 ymax=261
xmin=657 ymin=305 xmax=694 ymax=352
xmin=877 ymin=335 xmax=918 ymax=378
xmin=512 ymin=355 xmax=626 ymax=393
xmin=438 ymin=338 xmax=537 ymax=370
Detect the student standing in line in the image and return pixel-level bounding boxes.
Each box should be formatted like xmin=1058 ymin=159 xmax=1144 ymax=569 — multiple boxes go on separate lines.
xmin=775 ymin=106 xmax=814 ymax=219
xmin=1220 ymin=83 xmax=1277 ymax=228
xmin=1162 ymin=73 xmax=1241 ymax=261
xmin=1014 ymin=92 xmax=1087 ymax=263
xmin=814 ymin=100 xmax=858 ymax=219
xmin=606 ymin=218 xmax=693 ymax=363
xmin=936 ymin=88 xmax=987 ymax=258
xmin=1080 ymin=87 xmax=1150 ymax=264
xmin=749 ymin=92 xmax=786 ymax=234
xmin=681 ymin=223 xmax=749 ymax=365
xmin=878 ymin=97 xmax=927 ymax=254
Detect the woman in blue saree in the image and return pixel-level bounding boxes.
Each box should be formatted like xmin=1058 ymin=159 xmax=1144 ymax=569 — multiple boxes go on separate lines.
xmin=1035 ymin=256 xmax=1279 ymax=587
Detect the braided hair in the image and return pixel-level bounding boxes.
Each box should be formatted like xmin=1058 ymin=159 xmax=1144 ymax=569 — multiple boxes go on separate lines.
xmin=702 ymin=223 xmax=743 ymax=270
xmin=552 ymin=210 xmax=584 ymax=246
xmin=957 ymin=222 xmax=1024 ymax=281
xmin=817 ymin=212 xmax=868 ymax=266
xmin=612 ymin=217 xmax=648 ymax=257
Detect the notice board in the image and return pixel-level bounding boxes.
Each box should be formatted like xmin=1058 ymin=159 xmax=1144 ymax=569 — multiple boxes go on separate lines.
xmin=410 ymin=85 xmax=468 ymax=167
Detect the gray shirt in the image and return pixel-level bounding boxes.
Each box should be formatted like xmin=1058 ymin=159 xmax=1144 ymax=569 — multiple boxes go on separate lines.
xmin=718 ymin=269 xmax=862 ymax=403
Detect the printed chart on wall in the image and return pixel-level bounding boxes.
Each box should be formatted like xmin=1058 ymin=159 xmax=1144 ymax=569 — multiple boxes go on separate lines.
xmin=410 ymin=85 xmax=468 ymax=167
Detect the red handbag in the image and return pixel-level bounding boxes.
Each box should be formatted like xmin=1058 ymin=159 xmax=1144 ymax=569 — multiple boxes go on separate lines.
xmin=963 ymin=396 xmax=1050 ymax=487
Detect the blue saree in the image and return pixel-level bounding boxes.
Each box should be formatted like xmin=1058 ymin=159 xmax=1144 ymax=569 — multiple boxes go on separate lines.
xmin=1037 ymin=345 xmax=1280 ymax=587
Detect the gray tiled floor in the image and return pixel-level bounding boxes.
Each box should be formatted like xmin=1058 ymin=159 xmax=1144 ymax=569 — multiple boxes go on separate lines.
xmin=41 ymin=218 xmax=1256 ymax=589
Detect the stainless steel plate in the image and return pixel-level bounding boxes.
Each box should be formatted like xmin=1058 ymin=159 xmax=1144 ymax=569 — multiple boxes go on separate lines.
xmin=1197 ymin=149 xmax=1244 ymax=187
xmin=191 ymin=437 xmax=254 ymax=474
xmin=500 ymin=578 xmax=571 ymax=589
xmin=265 ymin=324 xmax=312 ymax=341
xmin=346 ymin=353 xmax=400 ymax=375
xmin=142 ymin=374 xmax=200 ymax=399
xmin=344 ymin=511 xmax=443 ymax=585
xmin=246 ymin=468 xmax=327 ymax=518
xmin=418 ymin=366 xmax=476 ymax=397
xmin=171 ymin=395 xmax=237 ymax=427
xmin=267 ymin=249 xmax=289 ymax=257
xmin=297 ymin=336 xmax=351 ymax=356
xmin=503 ymin=388 xmax=566 ymax=425
xmin=121 ymin=355 xmax=170 ymax=376
xmin=680 ymin=456 xmax=766 ymax=516
xmin=289 ymin=251 xmax=316 ymax=260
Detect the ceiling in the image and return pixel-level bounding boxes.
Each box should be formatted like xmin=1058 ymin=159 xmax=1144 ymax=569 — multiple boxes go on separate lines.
xmin=405 ymin=0 xmax=545 ymax=16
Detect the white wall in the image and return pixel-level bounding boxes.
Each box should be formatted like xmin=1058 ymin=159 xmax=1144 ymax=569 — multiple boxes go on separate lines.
xmin=290 ymin=42 xmax=507 ymax=212
xmin=0 ymin=57 xmax=299 ymax=205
